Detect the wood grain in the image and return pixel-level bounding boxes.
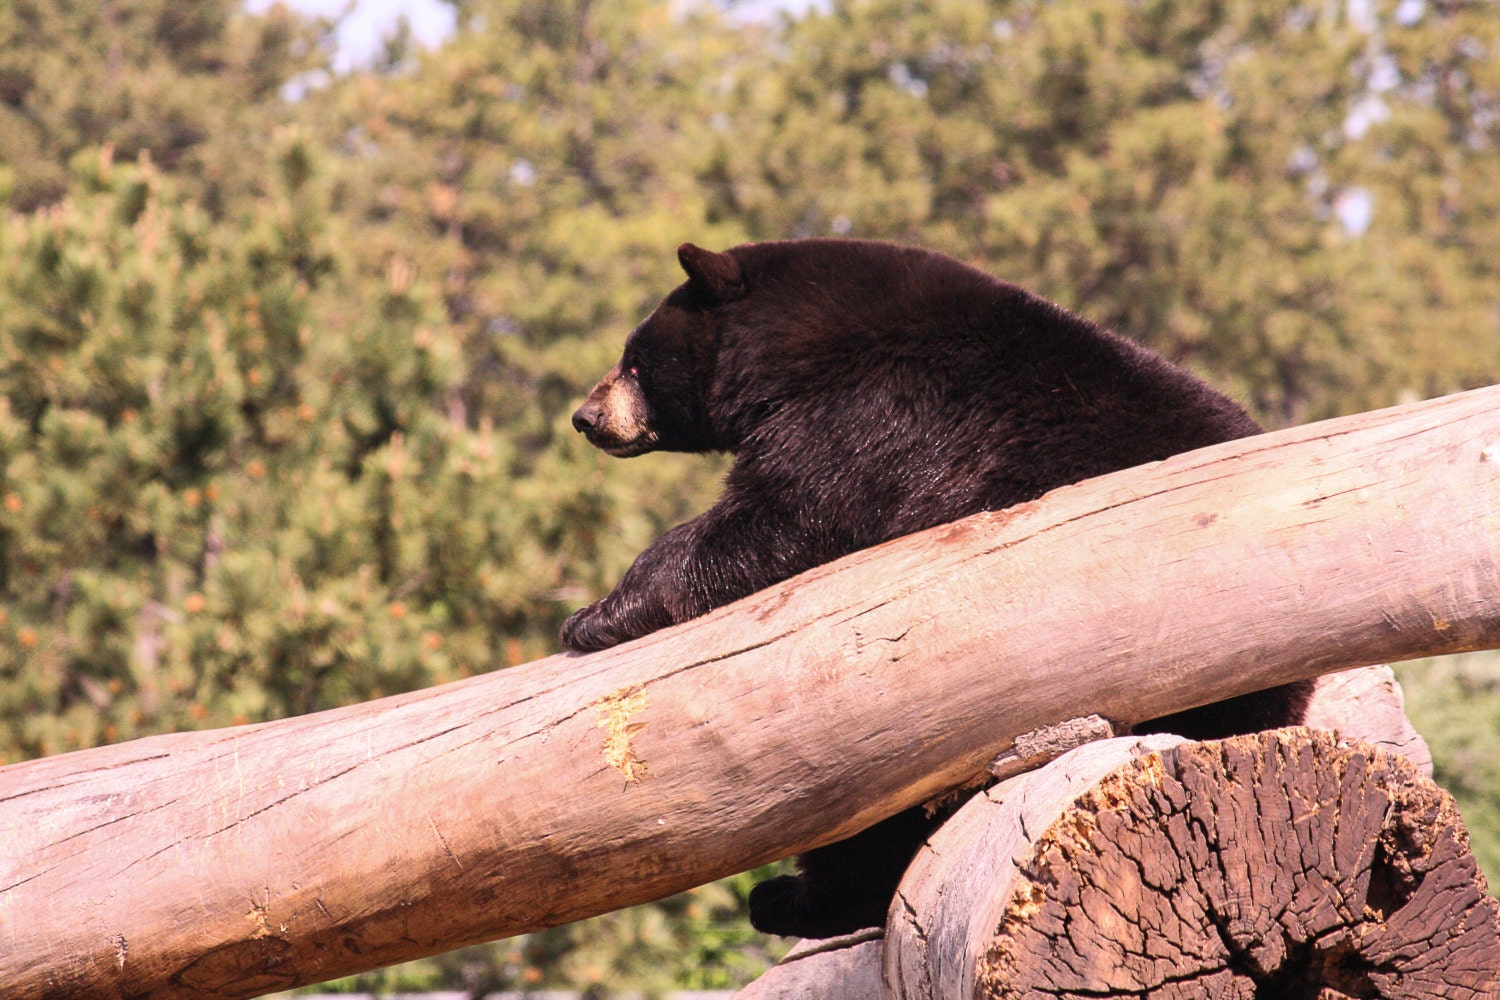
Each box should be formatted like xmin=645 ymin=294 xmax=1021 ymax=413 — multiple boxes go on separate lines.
xmin=3 ymin=386 xmax=1500 ymax=999
xmin=979 ymin=729 xmax=1499 ymax=998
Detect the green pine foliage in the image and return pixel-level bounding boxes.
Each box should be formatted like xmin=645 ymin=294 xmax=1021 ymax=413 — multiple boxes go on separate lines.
xmin=0 ymin=130 xmax=676 ymax=757
xmin=0 ymin=0 xmax=327 ymax=212
xmin=705 ymin=0 xmax=1500 ymax=425
xmin=2 ymin=0 xmax=1499 ymax=993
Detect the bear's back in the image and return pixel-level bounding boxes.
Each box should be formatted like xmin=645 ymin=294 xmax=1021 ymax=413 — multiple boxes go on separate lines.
xmin=716 ymin=240 xmax=1260 ymax=537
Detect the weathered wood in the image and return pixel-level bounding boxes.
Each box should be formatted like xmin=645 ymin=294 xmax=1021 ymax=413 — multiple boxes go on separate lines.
xmin=976 ymin=729 xmax=1500 ymax=997
xmin=734 ymin=930 xmax=887 ymax=1000
xmin=1302 ymin=663 xmax=1433 ymax=776
xmin=890 ymin=734 xmax=1192 ymax=1000
xmin=986 ymin=715 xmax=1117 ymax=782
xmin=741 ymin=663 xmax=1441 ymax=1000
xmin=3 ymin=387 xmax=1500 ymax=999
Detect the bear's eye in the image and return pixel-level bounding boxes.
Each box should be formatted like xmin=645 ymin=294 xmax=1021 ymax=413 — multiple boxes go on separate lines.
xmin=626 ymin=366 xmax=639 ymax=378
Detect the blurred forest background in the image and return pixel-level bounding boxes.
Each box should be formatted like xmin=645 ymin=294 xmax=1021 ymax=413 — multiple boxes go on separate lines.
xmin=2 ymin=0 xmax=1499 ymax=994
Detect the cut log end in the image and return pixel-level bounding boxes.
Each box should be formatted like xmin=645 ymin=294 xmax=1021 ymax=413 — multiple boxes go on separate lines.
xmin=978 ymin=728 xmax=1500 ymax=999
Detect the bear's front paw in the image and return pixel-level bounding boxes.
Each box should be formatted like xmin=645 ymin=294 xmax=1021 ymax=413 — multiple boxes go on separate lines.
xmin=560 ymin=604 xmax=618 ymax=653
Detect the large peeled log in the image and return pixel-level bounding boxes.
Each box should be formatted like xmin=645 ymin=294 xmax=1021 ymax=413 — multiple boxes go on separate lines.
xmin=975 ymin=729 xmax=1499 ymax=999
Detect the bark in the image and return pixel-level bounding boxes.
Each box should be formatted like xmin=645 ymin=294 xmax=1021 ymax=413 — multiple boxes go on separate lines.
xmin=3 ymin=387 xmax=1500 ymax=1000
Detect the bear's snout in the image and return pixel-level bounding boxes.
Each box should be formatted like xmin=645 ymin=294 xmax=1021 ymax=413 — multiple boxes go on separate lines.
xmin=570 ymin=367 xmax=657 ymax=457
xmin=572 ymin=401 xmax=602 ymax=433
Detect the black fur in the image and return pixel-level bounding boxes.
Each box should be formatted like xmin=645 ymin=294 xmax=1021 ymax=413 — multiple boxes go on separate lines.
xmin=563 ymin=239 xmax=1311 ymax=938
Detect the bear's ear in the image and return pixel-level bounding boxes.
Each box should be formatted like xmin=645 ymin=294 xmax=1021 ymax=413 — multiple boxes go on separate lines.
xmin=677 ymin=243 xmax=745 ymax=302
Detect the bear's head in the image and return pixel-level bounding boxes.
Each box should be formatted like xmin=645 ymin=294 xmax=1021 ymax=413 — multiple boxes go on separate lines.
xmin=572 ymin=239 xmax=1004 ymax=460
xmin=571 ymin=243 xmax=744 ymax=457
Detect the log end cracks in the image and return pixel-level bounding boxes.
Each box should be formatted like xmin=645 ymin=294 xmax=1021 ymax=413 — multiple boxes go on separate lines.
xmin=978 ymin=728 xmax=1500 ymax=998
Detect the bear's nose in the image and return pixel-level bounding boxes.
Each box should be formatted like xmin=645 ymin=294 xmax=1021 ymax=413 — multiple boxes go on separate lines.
xmin=572 ymin=402 xmax=600 ymax=433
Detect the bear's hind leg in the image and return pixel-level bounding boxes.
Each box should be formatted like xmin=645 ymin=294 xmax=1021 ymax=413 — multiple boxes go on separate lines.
xmin=747 ymin=805 xmax=947 ymax=938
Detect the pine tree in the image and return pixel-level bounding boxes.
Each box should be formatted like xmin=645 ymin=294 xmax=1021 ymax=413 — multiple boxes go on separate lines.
xmin=0 ymin=0 xmax=327 ymax=211
xmin=706 ymin=0 xmax=1500 ymax=424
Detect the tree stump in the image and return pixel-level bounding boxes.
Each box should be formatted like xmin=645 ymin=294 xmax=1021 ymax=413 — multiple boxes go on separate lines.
xmin=975 ymin=728 xmax=1499 ymax=998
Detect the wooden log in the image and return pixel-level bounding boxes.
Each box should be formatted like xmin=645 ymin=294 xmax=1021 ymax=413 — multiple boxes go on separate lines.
xmin=734 ymin=930 xmax=886 ymax=1000
xmin=971 ymin=729 xmax=1500 ymax=998
xmin=736 ymin=663 xmax=1443 ymax=1000
xmin=1301 ymin=664 xmax=1432 ymax=776
xmin=4 ymin=387 xmax=1500 ymax=999
xmin=889 ymin=734 xmax=1191 ymax=1000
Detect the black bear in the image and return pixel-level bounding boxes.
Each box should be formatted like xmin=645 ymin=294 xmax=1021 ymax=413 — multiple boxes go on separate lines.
xmin=563 ymin=239 xmax=1310 ymax=938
